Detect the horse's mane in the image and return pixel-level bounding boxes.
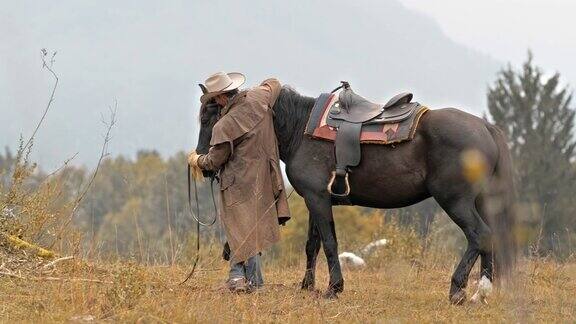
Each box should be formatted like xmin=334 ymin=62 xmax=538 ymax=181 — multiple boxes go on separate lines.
xmin=272 ymin=86 xmax=316 ymax=161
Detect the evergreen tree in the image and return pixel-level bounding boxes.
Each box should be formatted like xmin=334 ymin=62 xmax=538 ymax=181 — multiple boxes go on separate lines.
xmin=487 ymin=52 xmax=576 ymax=256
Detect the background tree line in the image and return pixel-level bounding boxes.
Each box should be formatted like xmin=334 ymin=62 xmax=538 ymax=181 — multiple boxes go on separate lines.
xmin=1 ymin=53 xmax=575 ymax=262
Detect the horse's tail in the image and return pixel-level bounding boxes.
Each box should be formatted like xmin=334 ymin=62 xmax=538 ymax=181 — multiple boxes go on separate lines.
xmin=484 ymin=123 xmax=517 ymax=280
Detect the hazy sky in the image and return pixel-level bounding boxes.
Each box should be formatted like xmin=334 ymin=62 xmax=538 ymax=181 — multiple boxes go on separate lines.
xmin=1 ymin=0 xmax=575 ymax=168
xmin=399 ymin=0 xmax=576 ymax=84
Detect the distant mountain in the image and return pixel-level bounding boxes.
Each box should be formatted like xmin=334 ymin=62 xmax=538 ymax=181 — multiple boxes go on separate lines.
xmin=0 ymin=0 xmax=500 ymax=167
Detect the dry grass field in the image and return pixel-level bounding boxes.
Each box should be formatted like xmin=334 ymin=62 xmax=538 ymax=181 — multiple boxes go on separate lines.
xmin=1 ymin=156 xmax=574 ymax=322
xmin=1 ymin=254 xmax=575 ymax=323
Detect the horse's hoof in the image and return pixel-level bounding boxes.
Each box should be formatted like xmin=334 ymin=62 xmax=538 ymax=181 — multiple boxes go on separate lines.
xmin=301 ymin=279 xmax=315 ymax=291
xmin=301 ymin=284 xmax=315 ymax=291
xmin=322 ymin=289 xmax=339 ymax=299
xmin=450 ymin=290 xmax=467 ymax=305
xmin=331 ymin=280 xmax=344 ymax=293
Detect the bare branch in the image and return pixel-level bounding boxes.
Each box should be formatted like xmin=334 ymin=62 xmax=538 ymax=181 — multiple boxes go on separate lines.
xmin=71 ymin=100 xmax=117 ymax=209
xmin=23 ymin=49 xmax=59 ymax=152
xmin=50 ymin=101 xmax=118 ymax=247
xmin=71 ymin=100 xmax=117 ymax=212
xmin=33 ymin=152 xmax=79 ymax=186
xmin=41 ymin=256 xmax=74 ymax=269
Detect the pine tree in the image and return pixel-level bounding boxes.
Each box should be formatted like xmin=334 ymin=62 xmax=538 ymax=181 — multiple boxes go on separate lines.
xmin=487 ymin=52 xmax=576 ymax=256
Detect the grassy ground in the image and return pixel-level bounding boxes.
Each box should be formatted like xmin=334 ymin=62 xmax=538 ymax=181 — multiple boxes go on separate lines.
xmin=1 ymin=255 xmax=575 ymax=323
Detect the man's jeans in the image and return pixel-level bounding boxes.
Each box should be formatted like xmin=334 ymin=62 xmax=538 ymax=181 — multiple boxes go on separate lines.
xmin=229 ymin=254 xmax=264 ymax=287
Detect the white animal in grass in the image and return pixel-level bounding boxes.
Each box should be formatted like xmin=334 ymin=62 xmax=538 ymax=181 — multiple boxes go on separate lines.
xmin=338 ymin=238 xmax=390 ymax=269
xmin=360 ymin=238 xmax=389 ymax=255
xmin=338 ymin=252 xmax=366 ymax=268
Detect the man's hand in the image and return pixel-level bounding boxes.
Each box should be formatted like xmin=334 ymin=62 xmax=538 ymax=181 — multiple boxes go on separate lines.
xmin=188 ymin=151 xmax=204 ymax=181
xmin=188 ymin=151 xmax=200 ymax=166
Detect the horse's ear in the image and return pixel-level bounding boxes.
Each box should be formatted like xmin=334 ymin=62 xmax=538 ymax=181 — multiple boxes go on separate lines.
xmin=199 ymin=84 xmax=208 ymax=94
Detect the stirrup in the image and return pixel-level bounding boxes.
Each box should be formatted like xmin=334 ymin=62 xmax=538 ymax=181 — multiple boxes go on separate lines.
xmin=327 ymin=171 xmax=350 ymax=197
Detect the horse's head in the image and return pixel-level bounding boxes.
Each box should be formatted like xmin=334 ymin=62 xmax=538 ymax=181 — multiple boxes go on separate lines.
xmin=195 ymin=102 xmax=219 ymax=155
xmin=195 ymin=85 xmax=316 ymax=163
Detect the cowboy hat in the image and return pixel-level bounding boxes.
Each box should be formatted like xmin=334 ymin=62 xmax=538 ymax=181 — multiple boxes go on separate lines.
xmin=200 ymin=71 xmax=246 ymax=104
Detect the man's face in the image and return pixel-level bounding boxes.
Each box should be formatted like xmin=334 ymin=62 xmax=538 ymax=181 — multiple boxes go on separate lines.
xmin=214 ymin=93 xmax=228 ymax=107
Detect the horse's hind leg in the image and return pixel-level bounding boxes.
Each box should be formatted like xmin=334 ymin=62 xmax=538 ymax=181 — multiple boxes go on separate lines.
xmin=301 ymin=215 xmax=321 ymax=290
xmin=478 ymin=211 xmax=494 ymax=284
xmin=471 ymin=198 xmax=496 ymax=304
xmin=435 ymin=197 xmax=492 ymax=304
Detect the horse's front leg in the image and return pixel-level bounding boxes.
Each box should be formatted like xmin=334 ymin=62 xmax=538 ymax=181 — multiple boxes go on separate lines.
xmin=301 ymin=214 xmax=321 ymax=290
xmin=304 ymin=193 xmax=343 ymax=298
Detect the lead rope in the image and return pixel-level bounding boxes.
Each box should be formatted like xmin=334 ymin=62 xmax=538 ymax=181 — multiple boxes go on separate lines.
xmin=180 ymin=166 xmax=217 ymax=285
xmin=180 ymin=164 xmax=295 ymax=285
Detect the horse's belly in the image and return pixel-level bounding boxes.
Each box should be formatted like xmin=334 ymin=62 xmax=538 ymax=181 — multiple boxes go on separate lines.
xmin=346 ymin=138 xmax=430 ymax=209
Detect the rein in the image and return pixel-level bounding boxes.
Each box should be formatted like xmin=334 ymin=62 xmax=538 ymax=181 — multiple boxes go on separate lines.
xmin=180 ymin=165 xmax=218 ymax=285
xmin=181 ymin=82 xmax=219 ymax=285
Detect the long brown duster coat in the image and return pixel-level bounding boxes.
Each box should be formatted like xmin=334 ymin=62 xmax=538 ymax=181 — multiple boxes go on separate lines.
xmin=197 ymin=78 xmax=290 ymax=263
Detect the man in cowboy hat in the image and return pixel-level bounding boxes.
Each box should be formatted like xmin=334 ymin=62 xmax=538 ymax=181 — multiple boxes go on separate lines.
xmin=188 ymin=71 xmax=290 ymax=292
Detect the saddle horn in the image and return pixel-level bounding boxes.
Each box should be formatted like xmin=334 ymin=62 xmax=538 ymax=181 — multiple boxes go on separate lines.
xmin=331 ymin=81 xmax=351 ymax=93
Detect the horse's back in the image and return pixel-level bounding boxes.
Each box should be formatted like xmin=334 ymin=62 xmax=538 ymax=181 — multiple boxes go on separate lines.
xmin=421 ymin=108 xmax=497 ymax=152
xmin=348 ymin=108 xmax=498 ymax=208
xmin=420 ymin=108 xmax=499 ymax=173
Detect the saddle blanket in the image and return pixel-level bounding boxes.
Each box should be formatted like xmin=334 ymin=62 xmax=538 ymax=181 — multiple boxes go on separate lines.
xmin=304 ymin=93 xmax=429 ymax=144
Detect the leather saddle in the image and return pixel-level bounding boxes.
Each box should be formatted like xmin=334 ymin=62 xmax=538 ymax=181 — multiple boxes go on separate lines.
xmin=328 ymin=89 xmax=414 ymax=125
xmin=326 ymin=82 xmax=419 ymax=201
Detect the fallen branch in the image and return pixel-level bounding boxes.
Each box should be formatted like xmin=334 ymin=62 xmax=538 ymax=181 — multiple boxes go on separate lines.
xmin=42 ymin=256 xmax=74 ymax=269
xmin=0 ymin=232 xmax=56 ymax=259
xmin=40 ymin=276 xmax=112 ymax=284
xmin=0 ymin=271 xmax=112 ymax=284
xmin=0 ymin=271 xmax=24 ymax=279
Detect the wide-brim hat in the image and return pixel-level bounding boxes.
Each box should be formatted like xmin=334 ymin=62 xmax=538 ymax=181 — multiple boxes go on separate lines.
xmin=200 ymin=71 xmax=246 ymax=104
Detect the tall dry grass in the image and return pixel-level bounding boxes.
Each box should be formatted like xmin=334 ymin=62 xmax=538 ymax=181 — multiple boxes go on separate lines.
xmin=2 ymin=153 xmax=575 ymax=322
xmin=1 ymin=243 xmax=575 ymax=322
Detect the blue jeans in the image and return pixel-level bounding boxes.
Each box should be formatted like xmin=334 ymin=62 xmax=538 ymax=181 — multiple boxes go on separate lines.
xmin=228 ymin=254 xmax=264 ymax=287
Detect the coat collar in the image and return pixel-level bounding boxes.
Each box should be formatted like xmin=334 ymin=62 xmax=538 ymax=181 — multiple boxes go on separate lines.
xmin=220 ymin=90 xmax=248 ymax=116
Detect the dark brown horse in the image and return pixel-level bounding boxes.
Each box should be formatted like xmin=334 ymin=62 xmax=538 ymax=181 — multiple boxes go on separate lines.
xmin=196 ymin=86 xmax=516 ymax=303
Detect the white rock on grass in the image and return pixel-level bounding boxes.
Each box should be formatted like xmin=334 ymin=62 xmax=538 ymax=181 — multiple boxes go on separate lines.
xmin=338 ymin=252 xmax=366 ymax=269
